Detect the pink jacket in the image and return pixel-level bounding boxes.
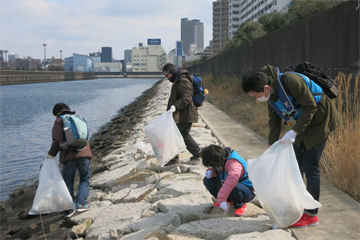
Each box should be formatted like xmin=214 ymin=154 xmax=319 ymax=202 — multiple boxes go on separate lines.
xmin=208 ymin=159 xmax=245 ymax=203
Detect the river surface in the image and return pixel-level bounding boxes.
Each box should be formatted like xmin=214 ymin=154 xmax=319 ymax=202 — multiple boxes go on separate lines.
xmin=0 ymin=77 xmax=160 ymax=201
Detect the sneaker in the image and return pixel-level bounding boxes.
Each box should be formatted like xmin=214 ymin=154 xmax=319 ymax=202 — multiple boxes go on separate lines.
xmin=234 ymin=203 xmax=247 ymax=216
xmin=213 ymin=201 xmax=234 ymax=208
xmin=76 ymin=204 xmax=92 ymax=212
xmin=289 ymin=213 xmax=319 ymax=228
xmin=64 ymin=209 xmax=76 ymax=218
xmin=164 ymin=156 xmax=180 ymax=166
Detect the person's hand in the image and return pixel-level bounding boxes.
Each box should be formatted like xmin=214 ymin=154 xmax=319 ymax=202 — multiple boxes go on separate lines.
xmin=219 ymin=202 xmax=228 ymax=210
xmin=280 ymin=130 xmax=297 ymax=143
xmin=204 ymin=170 xmax=213 ymax=179
xmin=170 ymin=105 xmax=176 ymax=112
xmin=47 ymin=154 xmax=54 ymax=159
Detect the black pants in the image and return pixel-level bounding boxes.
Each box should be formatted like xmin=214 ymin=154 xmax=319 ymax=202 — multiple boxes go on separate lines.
xmin=176 ymin=122 xmax=200 ymax=156
xmin=293 ymin=138 xmax=327 ymax=215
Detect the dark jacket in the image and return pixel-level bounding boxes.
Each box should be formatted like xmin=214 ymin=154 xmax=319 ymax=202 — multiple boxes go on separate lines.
xmin=167 ymin=69 xmax=198 ymax=123
xmin=262 ymin=65 xmax=341 ymax=150
xmin=48 ymin=113 xmax=93 ymax=163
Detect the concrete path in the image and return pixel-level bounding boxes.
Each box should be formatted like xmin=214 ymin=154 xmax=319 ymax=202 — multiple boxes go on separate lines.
xmin=198 ymin=101 xmax=360 ymax=240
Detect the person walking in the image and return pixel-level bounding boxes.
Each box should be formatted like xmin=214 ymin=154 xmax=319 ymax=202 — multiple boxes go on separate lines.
xmin=241 ymin=65 xmax=341 ymax=227
xmin=162 ymin=63 xmax=201 ymax=166
xmin=47 ymin=103 xmax=93 ymax=218
xmin=202 ymin=144 xmax=255 ymax=216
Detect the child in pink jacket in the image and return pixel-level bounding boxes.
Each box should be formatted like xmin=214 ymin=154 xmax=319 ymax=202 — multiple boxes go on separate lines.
xmin=202 ymin=144 xmax=255 ymax=216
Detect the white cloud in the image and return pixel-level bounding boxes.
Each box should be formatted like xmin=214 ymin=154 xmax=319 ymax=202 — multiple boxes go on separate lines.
xmin=0 ymin=0 xmax=214 ymax=59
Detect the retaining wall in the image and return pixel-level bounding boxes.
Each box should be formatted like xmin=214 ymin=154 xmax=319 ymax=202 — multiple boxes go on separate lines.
xmin=0 ymin=71 xmax=96 ymax=85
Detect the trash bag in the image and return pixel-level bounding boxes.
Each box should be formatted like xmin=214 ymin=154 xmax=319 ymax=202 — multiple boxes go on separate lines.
xmin=247 ymin=141 xmax=321 ymax=229
xmin=29 ymin=158 xmax=75 ymax=215
xmin=133 ymin=141 xmax=153 ymax=155
xmin=144 ymin=109 xmax=186 ymax=166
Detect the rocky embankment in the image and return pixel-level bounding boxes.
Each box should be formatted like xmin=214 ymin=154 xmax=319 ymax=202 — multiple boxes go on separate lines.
xmin=0 ymin=79 xmax=296 ymax=240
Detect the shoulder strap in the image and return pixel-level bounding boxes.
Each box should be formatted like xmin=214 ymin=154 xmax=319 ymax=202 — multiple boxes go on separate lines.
xmin=275 ymin=68 xmax=295 ymax=113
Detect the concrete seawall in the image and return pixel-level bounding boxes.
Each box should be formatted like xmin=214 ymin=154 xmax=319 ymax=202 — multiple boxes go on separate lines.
xmin=0 ymin=70 xmax=96 ymax=85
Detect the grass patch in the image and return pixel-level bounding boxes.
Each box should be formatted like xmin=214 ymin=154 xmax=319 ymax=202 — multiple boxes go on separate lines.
xmin=202 ymin=72 xmax=360 ymax=202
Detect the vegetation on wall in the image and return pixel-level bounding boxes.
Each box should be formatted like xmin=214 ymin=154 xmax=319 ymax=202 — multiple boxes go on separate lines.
xmin=222 ymin=0 xmax=345 ymax=53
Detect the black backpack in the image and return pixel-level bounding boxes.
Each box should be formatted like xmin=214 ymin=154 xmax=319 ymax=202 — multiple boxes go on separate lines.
xmin=286 ymin=62 xmax=338 ymax=99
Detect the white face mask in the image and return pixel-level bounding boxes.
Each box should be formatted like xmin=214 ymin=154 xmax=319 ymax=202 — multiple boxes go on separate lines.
xmin=256 ymin=89 xmax=270 ymax=102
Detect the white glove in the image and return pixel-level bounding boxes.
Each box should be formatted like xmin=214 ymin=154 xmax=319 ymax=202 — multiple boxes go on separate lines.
xmin=204 ymin=170 xmax=213 ymax=179
xmin=47 ymin=154 xmax=55 ymax=159
xmin=280 ymin=130 xmax=297 ymax=143
xmin=219 ymin=202 xmax=228 ymax=211
xmin=170 ymin=105 xmax=176 ymax=112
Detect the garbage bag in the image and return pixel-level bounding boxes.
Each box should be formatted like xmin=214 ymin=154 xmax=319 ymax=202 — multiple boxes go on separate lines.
xmin=247 ymin=141 xmax=321 ymax=229
xmin=133 ymin=141 xmax=153 ymax=155
xmin=29 ymin=158 xmax=75 ymax=215
xmin=144 ymin=109 xmax=186 ymax=166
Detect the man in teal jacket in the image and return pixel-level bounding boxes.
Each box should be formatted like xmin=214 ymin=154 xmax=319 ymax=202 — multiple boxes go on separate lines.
xmin=241 ymin=65 xmax=341 ymax=228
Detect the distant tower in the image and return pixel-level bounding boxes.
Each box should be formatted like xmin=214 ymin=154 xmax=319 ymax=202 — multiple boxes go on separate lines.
xmin=181 ymin=18 xmax=204 ymax=56
xmin=101 ymin=47 xmax=112 ymax=62
xmin=43 ymin=43 xmax=47 ymax=60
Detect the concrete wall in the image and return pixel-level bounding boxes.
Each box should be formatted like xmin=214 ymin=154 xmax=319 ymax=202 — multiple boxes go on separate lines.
xmin=187 ymin=1 xmax=359 ymax=79
xmin=0 ymin=71 xmax=96 ymax=85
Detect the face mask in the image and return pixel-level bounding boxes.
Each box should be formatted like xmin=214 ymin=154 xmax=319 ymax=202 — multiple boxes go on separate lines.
xmin=256 ymin=89 xmax=270 ymax=102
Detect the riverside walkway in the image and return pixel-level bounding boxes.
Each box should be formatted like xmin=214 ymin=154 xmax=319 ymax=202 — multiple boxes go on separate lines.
xmin=198 ymin=101 xmax=360 ymax=240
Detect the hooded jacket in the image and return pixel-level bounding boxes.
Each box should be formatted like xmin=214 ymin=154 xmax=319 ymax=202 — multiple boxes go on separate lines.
xmin=167 ymin=69 xmax=198 ymax=123
xmin=262 ymin=65 xmax=341 ymax=150
xmin=48 ymin=110 xmax=93 ymax=163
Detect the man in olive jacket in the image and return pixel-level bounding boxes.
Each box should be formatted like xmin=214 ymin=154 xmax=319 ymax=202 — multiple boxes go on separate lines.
xmin=48 ymin=103 xmax=93 ymax=218
xmin=162 ymin=63 xmax=201 ymax=166
xmin=241 ymin=65 xmax=341 ymax=228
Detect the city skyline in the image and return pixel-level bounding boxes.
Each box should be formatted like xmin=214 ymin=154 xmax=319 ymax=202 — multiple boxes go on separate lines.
xmin=0 ymin=0 xmax=214 ymax=61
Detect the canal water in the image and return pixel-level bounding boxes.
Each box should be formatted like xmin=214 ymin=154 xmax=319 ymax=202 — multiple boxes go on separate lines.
xmin=0 ymin=77 xmax=160 ymax=201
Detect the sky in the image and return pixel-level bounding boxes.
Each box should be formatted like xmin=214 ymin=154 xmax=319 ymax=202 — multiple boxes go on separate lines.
xmin=0 ymin=0 xmax=214 ymax=60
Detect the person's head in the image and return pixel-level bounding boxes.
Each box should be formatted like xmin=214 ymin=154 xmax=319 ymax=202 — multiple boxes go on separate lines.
xmin=52 ymin=103 xmax=70 ymax=116
xmin=162 ymin=63 xmax=178 ymax=82
xmin=201 ymin=144 xmax=227 ymax=170
xmin=241 ymin=72 xmax=271 ymax=102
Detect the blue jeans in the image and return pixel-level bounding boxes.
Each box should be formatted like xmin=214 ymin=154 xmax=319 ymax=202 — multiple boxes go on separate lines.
xmin=62 ymin=157 xmax=90 ymax=206
xmin=293 ymin=138 xmax=327 ymax=215
xmin=203 ymin=177 xmax=255 ymax=209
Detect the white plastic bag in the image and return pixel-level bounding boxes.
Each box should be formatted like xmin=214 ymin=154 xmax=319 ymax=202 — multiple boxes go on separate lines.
xmin=29 ymin=158 xmax=75 ymax=215
xmin=133 ymin=141 xmax=153 ymax=155
xmin=144 ymin=110 xmax=186 ymax=166
xmin=247 ymin=141 xmax=321 ymax=229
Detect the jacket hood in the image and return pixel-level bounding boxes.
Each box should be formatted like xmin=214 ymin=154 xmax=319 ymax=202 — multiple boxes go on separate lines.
xmin=261 ymin=65 xmax=279 ymax=99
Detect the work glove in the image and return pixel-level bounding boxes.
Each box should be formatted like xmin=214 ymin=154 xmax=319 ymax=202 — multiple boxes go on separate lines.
xmin=219 ymin=202 xmax=229 ymax=211
xmin=47 ymin=154 xmax=55 ymax=159
xmin=170 ymin=105 xmax=176 ymax=112
xmin=204 ymin=169 xmax=213 ymax=179
xmin=280 ymin=130 xmax=297 ymax=143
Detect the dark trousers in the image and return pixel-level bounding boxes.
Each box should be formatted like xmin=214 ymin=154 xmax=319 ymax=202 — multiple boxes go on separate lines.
xmin=203 ymin=177 xmax=255 ymax=209
xmin=293 ymin=138 xmax=327 ymax=215
xmin=176 ymin=122 xmax=200 ymax=156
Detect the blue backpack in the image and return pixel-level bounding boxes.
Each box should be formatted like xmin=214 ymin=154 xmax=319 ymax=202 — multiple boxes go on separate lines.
xmin=192 ymin=73 xmax=205 ymax=107
xmin=60 ymin=114 xmax=90 ymax=150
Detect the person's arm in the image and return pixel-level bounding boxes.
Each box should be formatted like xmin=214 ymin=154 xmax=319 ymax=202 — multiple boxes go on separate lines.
xmin=216 ymin=160 xmax=244 ymax=203
xmin=282 ymin=74 xmax=318 ymax=134
xmin=48 ymin=119 xmax=63 ymax=157
xmin=173 ymin=76 xmax=193 ymax=110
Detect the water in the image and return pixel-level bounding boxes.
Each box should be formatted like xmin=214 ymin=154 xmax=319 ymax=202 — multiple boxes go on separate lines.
xmin=0 ymin=77 xmax=160 ymax=201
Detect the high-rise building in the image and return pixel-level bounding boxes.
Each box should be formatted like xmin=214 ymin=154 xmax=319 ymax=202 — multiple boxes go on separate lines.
xmin=228 ymin=0 xmax=292 ymax=38
xmin=181 ymin=18 xmax=204 ymax=56
xmin=124 ymin=50 xmax=132 ymax=65
xmin=101 ymin=47 xmax=112 ymax=62
xmin=213 ymin=0 xmax=229 ymax=53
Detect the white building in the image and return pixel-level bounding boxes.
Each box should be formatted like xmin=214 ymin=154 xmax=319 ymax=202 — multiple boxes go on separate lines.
xmin=94 ymin=62 xmax=122 ymax=72
xmin=131 ymin=39 xmax=170 ymax=72
xmin=228 ymin=0 xmax=292 ymax=38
